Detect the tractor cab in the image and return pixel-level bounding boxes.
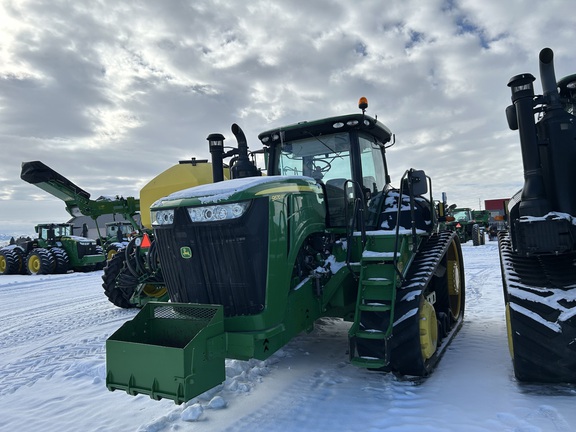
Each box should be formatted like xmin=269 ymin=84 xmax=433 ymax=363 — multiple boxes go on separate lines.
xmin=260 ymin=113 xmax=393 ymax=228
xmin=260 ymin=110 xmax=433 ymax=233
xmin=36 ymin=223 xmax=74 ymax=243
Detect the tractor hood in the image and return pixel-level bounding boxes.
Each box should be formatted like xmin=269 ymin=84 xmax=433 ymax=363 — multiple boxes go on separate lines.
xmin=150 ymin=175 xmax=322 ymax=209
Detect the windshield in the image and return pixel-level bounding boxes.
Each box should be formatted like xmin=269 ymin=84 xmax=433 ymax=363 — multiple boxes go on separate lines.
xmin=279 ymin=132 xmax=352 ymax=183
xmin=452 ymin=210 xmax=471 ymax=222
xmin=39 ymin=224 xmax=72 ymax=238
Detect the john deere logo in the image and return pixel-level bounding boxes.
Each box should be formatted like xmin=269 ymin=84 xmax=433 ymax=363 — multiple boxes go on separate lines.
xmin=180 ymin=246 xmax=192 ymax=259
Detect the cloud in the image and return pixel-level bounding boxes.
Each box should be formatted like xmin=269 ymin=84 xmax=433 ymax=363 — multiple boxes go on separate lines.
xmin=1 ymin=0 xmax=575 ymax=233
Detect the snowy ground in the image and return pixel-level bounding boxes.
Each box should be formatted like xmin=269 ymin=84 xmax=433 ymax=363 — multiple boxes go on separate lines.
xmin=0 ymin=241 xmax=575 ymax=432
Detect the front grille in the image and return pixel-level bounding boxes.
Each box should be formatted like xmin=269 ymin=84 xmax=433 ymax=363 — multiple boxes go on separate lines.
xmin=155 ymin=198 xmax=269 ymax=317
xmin=76 ymin=242 xmax=98 ymax=258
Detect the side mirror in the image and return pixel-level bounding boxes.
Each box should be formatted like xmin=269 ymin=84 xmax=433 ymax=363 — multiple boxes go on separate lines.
xmin=408 ymin=169 xmax=428 ymax=196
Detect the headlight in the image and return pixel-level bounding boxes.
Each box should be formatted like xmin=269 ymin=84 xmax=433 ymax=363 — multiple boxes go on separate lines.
xmin=151 ymin=209 xmax=175 ymax=226
xmin=187 ymin=201 xmax=250 ymax=223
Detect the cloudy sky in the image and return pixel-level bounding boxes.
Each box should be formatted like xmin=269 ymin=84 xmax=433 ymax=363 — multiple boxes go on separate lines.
xmin=1 ymin=0 xmax=575 ymax=233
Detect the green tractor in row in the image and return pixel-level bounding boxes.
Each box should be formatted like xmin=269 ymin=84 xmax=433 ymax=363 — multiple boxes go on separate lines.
xmin=106 ymin=98 xmax=466 ymax=404
xmin=445 ymin=207 xmax=490 ymax=246
xmin=20 ymin=160 xmax=142 ymax=261
xmin=0 ymin=223 xmax=105 ymax=275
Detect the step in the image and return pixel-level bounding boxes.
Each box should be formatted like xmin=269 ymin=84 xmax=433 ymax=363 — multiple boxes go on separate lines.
xmin=354 ymin=329 xmax=389 ymax=340
xmin=362 ymin=254 xmax=395 ymax=263
xmin=358 ymin=303 xmax=391 ymax=312
xmin=362 ymin=278 xmax=392 ymax=287
xmin=350 ymin=356 xmax=388 ymax=369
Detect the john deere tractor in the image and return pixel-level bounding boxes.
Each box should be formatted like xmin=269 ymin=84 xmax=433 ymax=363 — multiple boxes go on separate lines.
xmin=0 ymin=223 xmax=104 ymax=275
xmin=106 ymin=98 xmax=466 ymax=404
xmin=446 ymin=207 xmax=488 ymax=246
xmin=499 ymin=48 xmax=576 ymax=382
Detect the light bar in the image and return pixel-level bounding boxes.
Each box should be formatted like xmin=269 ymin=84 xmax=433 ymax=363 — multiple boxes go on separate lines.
xmin=187 ymin=201 xmax=250 ymax=223
xmin=151 ymin=209 xmax=175 ymax=226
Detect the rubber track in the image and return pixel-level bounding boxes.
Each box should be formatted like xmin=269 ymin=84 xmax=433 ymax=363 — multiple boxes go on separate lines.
xmin=359 ymin=230 xmax=464 ymax=376
xmin=498 ymin=230 xmax=576 ymax=383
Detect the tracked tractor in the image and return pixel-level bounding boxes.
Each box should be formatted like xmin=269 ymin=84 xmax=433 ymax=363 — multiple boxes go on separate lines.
xmin=0 ymin=223 xmax=104 ymax=275
xmin=106 ymin=99 xmax=466 ymax=404
xmin=499 ymin=48 xmax=576 ymax=382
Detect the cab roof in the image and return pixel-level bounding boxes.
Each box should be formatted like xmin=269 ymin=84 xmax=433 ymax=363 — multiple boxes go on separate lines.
xmin=258 ymin=113 xmax=393 ymax=145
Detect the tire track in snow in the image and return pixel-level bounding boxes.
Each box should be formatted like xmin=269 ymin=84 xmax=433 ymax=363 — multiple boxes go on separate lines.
xmin=0 ymin=273 xmax=136 ymax=352
xmin=0 ymin=272 xmax=137 ymax=396
xmin=0 ymin=336 xmax=108 ymax=396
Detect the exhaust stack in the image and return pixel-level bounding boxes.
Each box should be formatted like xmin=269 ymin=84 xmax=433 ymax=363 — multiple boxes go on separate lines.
xmin=507 ymin=72 xmax=550 ymax=217
xmin=231 ymin=123 xmax=260 ymax=179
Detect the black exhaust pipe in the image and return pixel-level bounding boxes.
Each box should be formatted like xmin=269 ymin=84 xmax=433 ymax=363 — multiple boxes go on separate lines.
xmin=231 ymin=123 xmax=260 ymax=179
xmin=537 ymin=48 xmax=576 ymax=215
xmin=207 ymin=133 xmax=225 ymax=183
xmin=539 ymin=48 xmax=562 ymax=109
xmin=507 ymin=72 xmax=550 ymax=217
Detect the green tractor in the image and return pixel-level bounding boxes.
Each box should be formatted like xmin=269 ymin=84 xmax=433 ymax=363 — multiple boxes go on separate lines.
xmin=106 ymin=99 xmax=466 ymax=404
xmin=20 ymin=160 xmax=142 ymax=259
xmin=0 ymin=223 xmax=105 ymax=275
xmin=446 ymin=207 xmax=488 ymax=246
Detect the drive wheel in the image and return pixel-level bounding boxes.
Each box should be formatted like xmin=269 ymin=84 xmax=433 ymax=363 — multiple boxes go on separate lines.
xmin=141 ymin=283 xmax=168 ymax=299
xmin=446 ymin=243 xmax=464 ymax=322
xmin=472 ymin=224 xmax=480 ymax=246
xmin=26 ymin=248 xmax=55 ymax=275
xmin=101 ymin=251 xmax=136 ymax=308
xmin=419 ymin=299 xmax=438 ymax=360
xmin=51 ymin=247 xmax=70 ymax=274
xmin=106 ymin=244 xmax=120 ymax=261
xmin=0 ymin=249 xmax=20 ymax=275
xmin=12 ymin=248 xmax=27 ymax=274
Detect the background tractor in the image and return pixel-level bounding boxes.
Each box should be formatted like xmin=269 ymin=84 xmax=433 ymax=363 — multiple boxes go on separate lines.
xmin=106 ymin=99 xmax=466 ymax=404
xmin=499 ymin=48 xmax=576 ymax=382
xmin=19 ymin=158 xmax=231 ymax=307
xmin=0 ymin=222 xmax=104 ymax=275
xmin=20 ymin=160 xmax=141 ymax=258
xmin=445 ymin=207 xmax=489 ymax=246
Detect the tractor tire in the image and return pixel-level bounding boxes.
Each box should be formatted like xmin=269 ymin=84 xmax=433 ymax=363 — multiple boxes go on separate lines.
xmin=12 ymin=247 xmax=28 ymax=274
xmin=472 ymin=224 xmax=480 ymax=246
xmin=0 ymin=249 xmax=20 ymax=275
xmin=101 ymin=251 xmax=137 ymax=308
xmin=0 ymin=249 xmax=18 ymax=275
xmin=50 ymin=247 xmax=70 ymax=274
xmin=26 ymin=248 xmax=55 ymax=275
